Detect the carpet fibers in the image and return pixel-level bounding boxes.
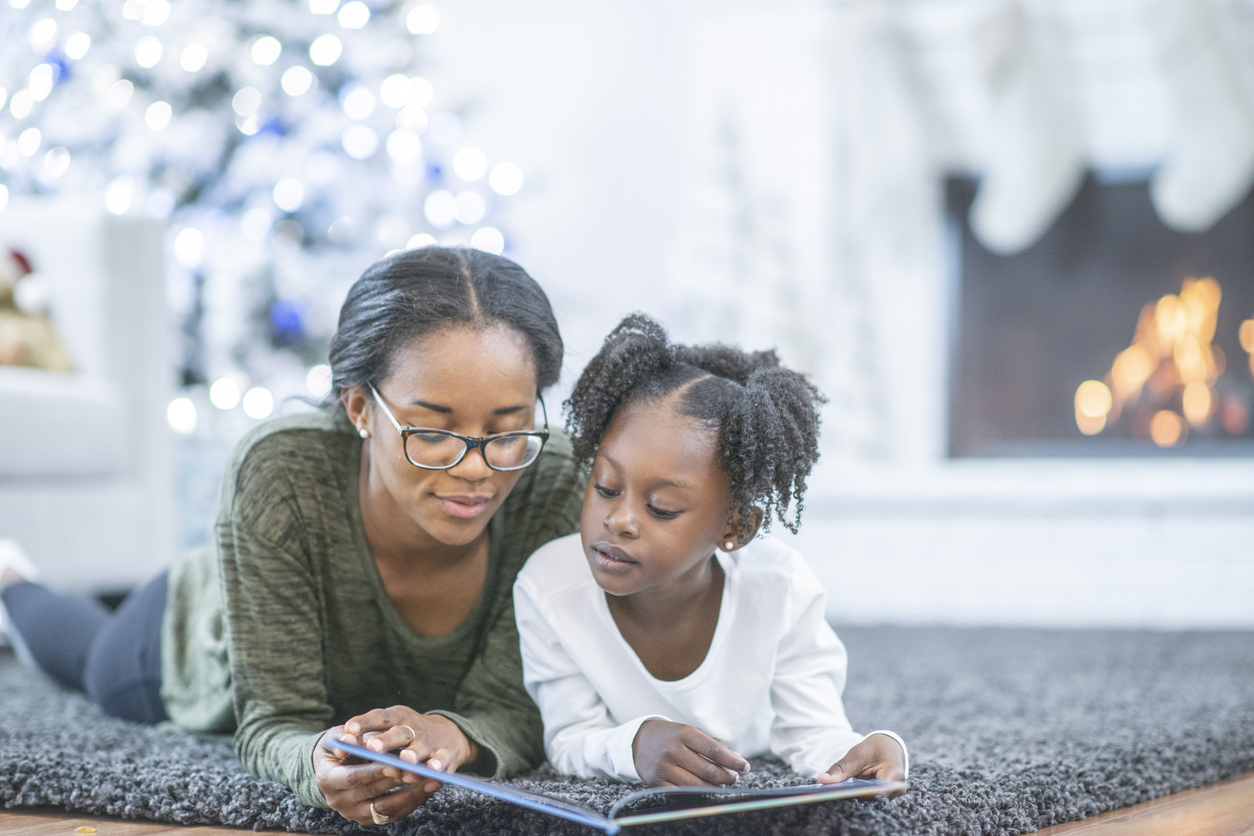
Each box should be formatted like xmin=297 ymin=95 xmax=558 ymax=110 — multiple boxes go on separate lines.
xmin=1 ymin=626 xmax=1251 ymax=835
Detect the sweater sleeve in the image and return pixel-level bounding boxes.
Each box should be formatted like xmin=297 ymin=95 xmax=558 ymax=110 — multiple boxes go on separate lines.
xmin=514 ymin=578 xmax=660 ymax=782
xmin=218 ymin=512 xmax=332 ymax=808
xmin=767 ymin=561 xmax=867 ymax=778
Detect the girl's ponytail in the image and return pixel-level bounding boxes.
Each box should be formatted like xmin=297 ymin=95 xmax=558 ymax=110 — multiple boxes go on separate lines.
xmin=565 ymin=313 xmax=673 ymax=467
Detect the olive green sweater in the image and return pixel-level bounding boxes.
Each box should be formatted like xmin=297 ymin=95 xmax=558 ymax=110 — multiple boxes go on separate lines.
xmin=159 ymin=411 xmax=584 ymax=808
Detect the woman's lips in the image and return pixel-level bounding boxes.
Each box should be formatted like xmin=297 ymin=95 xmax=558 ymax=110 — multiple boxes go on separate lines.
xmin=435 ymin=495 xmax=493 ymax=519
xmin=590 ymin=542 xmax=637 ymax=575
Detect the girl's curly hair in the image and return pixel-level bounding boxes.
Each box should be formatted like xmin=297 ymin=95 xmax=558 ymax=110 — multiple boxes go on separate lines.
xmin=564 ymin=313 xmax=826 ymax=538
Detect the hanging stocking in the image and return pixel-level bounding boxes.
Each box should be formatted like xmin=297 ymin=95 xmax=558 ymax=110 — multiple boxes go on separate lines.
xmin=968 ymin=2 xmax=1085 ymax=255
xmin=1144 ymin=0 xmax=1254 ymax=232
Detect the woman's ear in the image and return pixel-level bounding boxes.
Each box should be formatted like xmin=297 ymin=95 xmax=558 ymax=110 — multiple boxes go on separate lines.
xmin=721 ymin=506 xmax=764 ymax=551
xmin=342 ymin=385 xmax=370 ymax=435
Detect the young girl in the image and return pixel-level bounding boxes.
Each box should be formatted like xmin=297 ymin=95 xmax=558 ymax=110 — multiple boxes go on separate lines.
xmin=512 ymin=314 xmax=908 ymax=788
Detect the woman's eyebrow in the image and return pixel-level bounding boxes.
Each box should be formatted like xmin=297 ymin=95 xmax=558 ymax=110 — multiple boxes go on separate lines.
xmin=406 ymin=400 xmax=528 ymax=416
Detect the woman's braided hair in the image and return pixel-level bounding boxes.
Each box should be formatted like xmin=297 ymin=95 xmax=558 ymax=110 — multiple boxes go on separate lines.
xmin=565 ymin=313 xmax=826 ymax=539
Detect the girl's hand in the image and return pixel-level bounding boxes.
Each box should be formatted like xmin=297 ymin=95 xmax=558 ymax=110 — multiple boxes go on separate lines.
xmin=632 ymin=718 xmax=751 ymax=787
xmin=315 ymin=726 xmax=431 ymax=826
xmin=817 ymin=733 xmax=907 ymax=797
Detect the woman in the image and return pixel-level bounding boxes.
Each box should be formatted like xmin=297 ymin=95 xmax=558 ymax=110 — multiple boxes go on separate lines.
xmin=0 ymin=247 xmax=585 ymax=825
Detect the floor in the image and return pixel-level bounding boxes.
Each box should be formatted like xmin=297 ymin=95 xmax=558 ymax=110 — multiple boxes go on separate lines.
xmin=1 ymin=772 xmax=1251 ymax=835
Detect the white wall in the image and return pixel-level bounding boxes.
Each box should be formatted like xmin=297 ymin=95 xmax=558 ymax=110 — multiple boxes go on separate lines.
xmin=427 ymin=0 xmax=1254 ymax=628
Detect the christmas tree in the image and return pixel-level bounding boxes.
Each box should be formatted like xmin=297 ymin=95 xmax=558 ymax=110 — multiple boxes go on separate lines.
xmin=1 ymin=0 xmax=525 ymax=423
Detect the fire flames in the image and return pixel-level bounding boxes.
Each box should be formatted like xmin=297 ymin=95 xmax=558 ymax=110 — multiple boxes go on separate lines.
xmin=1075 ymin=277 xmax=1254 ymax=446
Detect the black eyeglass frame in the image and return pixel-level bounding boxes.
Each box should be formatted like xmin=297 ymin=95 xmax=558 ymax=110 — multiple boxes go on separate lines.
xmin=368 ymin=384 xmax=550 ymax=472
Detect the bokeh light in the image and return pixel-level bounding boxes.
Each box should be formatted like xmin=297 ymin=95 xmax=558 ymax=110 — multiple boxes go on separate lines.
xmin=174 ymin=227 xmax=205 ymax=268
xmin=470 ymin=226 xmax=504 ymax=255
xmin=309 ymin=34 xmax=342 ymax=66
xmin=108 ymin=79 xmax=134 ymax=108
xmin=406 ymin=233 xmax=437 ymax=249
xmin=135 ymin=36 xmax=163 ymax=68
xmin=341 ymin=124 xmax=379 ymax=159
xmin=105 ymin=175 xmax=135 ymax=215
xmin=454 ymin=191 xmax=485 ymax=224
xmin=306 ymin=364 xmax=333 ymax=398
xmin=1149 ymin=410 xmax=1184 ymax=447
xmin=407 ymin=5 xmax=440 ymax=34
xmin=386 ymin=128 xmax=422 ymax=163
xmin=1181 ymin=381 xmax=1212 ymax=427
xmin=309 ymin=0 xmax=339 ymax=13
xmin=489 ymin=161 xmax=523 ymax=195
xmin=232 ymin=87 xmax=261 ymax=117
xmin=64 ymin=32 xmax=91 ymax=59
xmin=17 ymin=127 xmax=41 ymax=156
xmin=272 ymin=178 xmax=305 ymax=212
xmin=340 ymin=84 xmax=376 ymax=120
xmin=180 ymin=44 xmax=208 ymax=72
xmin=338 ymin=1 xmax=370 ymax=28
xmin=43 ymin=146 xmax=70 ymax=178
xmin=9 ymin=90 xmax=34 ymax=119
xmin=167 ymin=397 xmax=197 ymax=434
xmin=453 ymin=147 xmax=487 ymax=181
xmin=423 ymin=189 xmax=456 ymax=228
xmin=251 ymin=36 xmax=282 ymax=66
xmin=281 ymin=65 xmax=314 ymax=96
xmin=241 ymin=207 xmax=273 ymax=239
xmin=209 ymin=377 xmax=242 ymax=410
xmin=242 ymin=387 xmax=274 ymax=419
xmin=145 ymin=100 xmax=172 ymax=130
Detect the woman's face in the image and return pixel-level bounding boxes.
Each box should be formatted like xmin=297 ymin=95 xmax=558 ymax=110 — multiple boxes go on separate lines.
xmin=351 ymin=324 xmax=540 ymax=548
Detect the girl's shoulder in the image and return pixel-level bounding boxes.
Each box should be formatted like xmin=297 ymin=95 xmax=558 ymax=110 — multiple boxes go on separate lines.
xmin=723 ymin=535 xmax=826 ymax=611
xmin=515 ymin=532 xmax=587 ymax=600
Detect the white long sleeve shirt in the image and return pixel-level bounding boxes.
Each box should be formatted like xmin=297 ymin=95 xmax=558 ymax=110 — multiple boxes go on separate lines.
xmin=514 ymin=533 xmax=907 ymax=783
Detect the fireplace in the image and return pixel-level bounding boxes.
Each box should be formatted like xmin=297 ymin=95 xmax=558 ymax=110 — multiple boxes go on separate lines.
xmin=947 ymin=175 xmax=1254 ymax=457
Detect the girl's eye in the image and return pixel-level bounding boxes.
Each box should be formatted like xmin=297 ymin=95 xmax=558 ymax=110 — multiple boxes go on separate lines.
xmin=647 ymin=505 xmax=680 ymax=520
xmin=595 ymin=484 xmax=620 ymax=499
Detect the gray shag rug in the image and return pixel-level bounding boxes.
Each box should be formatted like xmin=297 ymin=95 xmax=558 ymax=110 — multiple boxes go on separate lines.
xmin=1 ymin=626 xmax=1252 ymax=835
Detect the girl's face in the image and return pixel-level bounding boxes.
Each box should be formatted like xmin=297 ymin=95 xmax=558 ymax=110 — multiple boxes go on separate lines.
xmin=347 ymin=324 xmax=540 ymax=548
xmin=580 ymin=395 xmax=738 ymax=598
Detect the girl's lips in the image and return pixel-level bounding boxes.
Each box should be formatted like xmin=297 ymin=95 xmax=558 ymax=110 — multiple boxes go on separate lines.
xmin=435 ymin=495 xmax=493 ymax=519
xmin=590 ymin=542 xmax=637 ymax=575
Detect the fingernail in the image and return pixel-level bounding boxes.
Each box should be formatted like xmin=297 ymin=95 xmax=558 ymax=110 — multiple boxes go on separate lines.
xmin=428 ymin=759 xmax=443 ymax=772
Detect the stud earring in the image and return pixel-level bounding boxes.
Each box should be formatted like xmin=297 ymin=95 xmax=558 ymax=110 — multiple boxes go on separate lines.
xmin=359 ymin=428 xmax=370 ymax=439
xmin=724 ymin=541 xmax=735 ymax=551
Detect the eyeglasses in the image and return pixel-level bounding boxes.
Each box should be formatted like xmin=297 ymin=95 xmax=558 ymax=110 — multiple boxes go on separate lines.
xmin=368 ymin=384 xmax=549 ymax=472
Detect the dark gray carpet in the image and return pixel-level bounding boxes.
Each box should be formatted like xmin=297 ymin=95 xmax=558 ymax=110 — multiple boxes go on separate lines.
xmin=1 ymin=626 xmax=1251 ymax=835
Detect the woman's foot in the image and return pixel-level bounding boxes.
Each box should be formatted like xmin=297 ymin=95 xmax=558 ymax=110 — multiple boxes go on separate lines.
xmin=0 ymin=539 xmax=41 ymax=665
xmin=0 ymin=539 xmax=40 ymax=589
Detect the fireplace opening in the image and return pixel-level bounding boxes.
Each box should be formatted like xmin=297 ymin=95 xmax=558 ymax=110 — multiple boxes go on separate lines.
xmin=947 ymin=175 xmax=1254 ymax=457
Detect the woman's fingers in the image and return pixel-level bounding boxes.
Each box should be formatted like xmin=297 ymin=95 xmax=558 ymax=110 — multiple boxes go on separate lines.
xmin=367 ymin=784 xmax=436 ymax=823
xmin=365 ymin=721 xmax=419 ymax=755
xmin=344 ymin=705 xmax=410 ymax=737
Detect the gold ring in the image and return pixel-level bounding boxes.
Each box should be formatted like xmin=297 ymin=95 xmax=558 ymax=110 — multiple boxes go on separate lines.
xmin=398 ymin=724 xmax=417 ymax=741
xmin=370 ymin=801 xmax=390 ymax=825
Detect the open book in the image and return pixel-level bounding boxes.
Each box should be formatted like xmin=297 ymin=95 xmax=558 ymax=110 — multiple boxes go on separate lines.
xmin=334 ymin=739 xmax=906 ymax=833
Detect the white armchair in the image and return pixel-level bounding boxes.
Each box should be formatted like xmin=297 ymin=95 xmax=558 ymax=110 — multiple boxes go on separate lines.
xmin=0 ymin=197 xmax=175 ymax=593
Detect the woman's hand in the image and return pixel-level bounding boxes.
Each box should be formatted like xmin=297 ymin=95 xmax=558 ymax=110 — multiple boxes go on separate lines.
xmin=315 ymin=708 xmax=477 ymax=825
xmin=817 ymin=733 xmax=907 ymax=797
xmin=314 ymin=726 xmax=435 ymax=826
xmin=631 ymin=718 xmax=751 ymax=787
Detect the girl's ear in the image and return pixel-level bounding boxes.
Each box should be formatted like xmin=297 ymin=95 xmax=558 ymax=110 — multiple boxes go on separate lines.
xmin=721 ymin=506 xmax=764 ymax=551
